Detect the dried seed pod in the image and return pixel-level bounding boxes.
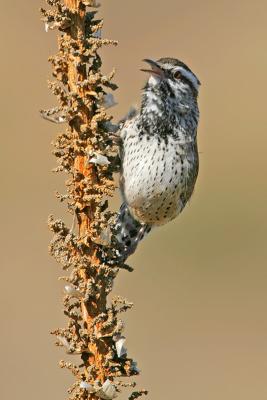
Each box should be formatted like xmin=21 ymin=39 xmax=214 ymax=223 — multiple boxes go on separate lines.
xmin=80 ymin=381 xmax=94 ymax=392
xmin=131 ymin=361 xmax=140 ymax=374
xmin=101 ymin=93 xmax=117 ymax=109
xmin=114 ymin=335 xmax=127 ymax=358
xmin=96 ymin=379 xmax=117 ymax=400
xmin=88 ymin=152 xmax=110 ymax=166
xmin=57 ymin=335 xmax=70 ymax=350
xmin=64 ymin=284 xmax=82 ymax=298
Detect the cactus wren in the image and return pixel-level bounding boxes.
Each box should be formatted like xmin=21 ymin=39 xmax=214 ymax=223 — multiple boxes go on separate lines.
xmin=116 ymin=57 xmax=200 ymax=259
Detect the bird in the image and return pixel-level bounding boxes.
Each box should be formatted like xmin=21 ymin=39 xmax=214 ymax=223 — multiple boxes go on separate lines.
xmin=115 ymin=57 xmax=200 ymax=260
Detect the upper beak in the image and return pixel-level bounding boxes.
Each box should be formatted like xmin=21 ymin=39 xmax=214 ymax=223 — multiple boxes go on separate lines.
xmin=140 ymin=59 xmax=164 ymax=77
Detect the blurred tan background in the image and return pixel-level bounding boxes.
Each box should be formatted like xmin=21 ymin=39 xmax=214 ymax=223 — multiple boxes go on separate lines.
xmin=1 ymin=0 xmax=267 ymax=399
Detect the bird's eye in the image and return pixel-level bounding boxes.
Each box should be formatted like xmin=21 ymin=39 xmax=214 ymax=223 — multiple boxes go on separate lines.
xmin=173 ymin=70 xmax=181 ymax=79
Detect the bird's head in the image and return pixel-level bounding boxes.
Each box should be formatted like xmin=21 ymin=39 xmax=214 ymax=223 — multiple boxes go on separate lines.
xmin=141 ymin=57 xmax=200 ymax=96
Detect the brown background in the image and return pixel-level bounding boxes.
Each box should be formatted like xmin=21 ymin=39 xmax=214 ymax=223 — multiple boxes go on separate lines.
xmin=1 ymin=1 xmax=267 ymax=399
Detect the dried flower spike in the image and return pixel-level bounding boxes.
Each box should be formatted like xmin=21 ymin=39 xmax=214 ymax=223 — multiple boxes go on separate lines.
xmin=41 ymin=1 xmax=148 ymax=400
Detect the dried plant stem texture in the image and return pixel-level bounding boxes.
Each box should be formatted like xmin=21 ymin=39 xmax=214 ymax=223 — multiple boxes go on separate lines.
xmin=40 ymin=1 xmax=147 ymax=399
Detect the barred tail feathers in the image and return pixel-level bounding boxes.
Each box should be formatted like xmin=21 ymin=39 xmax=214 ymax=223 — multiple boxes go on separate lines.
xmin=116 ymin=203 xmax=151 ymax=259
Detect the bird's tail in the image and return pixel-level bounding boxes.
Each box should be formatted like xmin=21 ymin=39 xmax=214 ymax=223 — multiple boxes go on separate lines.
xmin=115 ymin=203 xmax=151 ymax=261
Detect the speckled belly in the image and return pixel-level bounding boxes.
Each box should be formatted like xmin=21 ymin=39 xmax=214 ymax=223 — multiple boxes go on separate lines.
xmin=122 ymin=135 xmax=194 ymax=226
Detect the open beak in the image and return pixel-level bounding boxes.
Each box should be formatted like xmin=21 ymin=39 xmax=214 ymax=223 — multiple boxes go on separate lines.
xmin=140 ymin=59 xmax=164 ymax=77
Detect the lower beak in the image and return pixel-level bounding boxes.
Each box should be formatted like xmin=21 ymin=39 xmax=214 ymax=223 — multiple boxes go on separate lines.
xmin=140 ymin=59 xmax=164 ymax=77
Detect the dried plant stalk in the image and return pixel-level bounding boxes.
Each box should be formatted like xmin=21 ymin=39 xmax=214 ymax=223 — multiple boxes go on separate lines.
xmin=40 ymin=1 xmax=147 ymax=399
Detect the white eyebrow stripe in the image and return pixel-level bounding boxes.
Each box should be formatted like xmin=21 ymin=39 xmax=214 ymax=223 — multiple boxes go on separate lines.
xmin=174 ymin=66 xmax=200 ymax=91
